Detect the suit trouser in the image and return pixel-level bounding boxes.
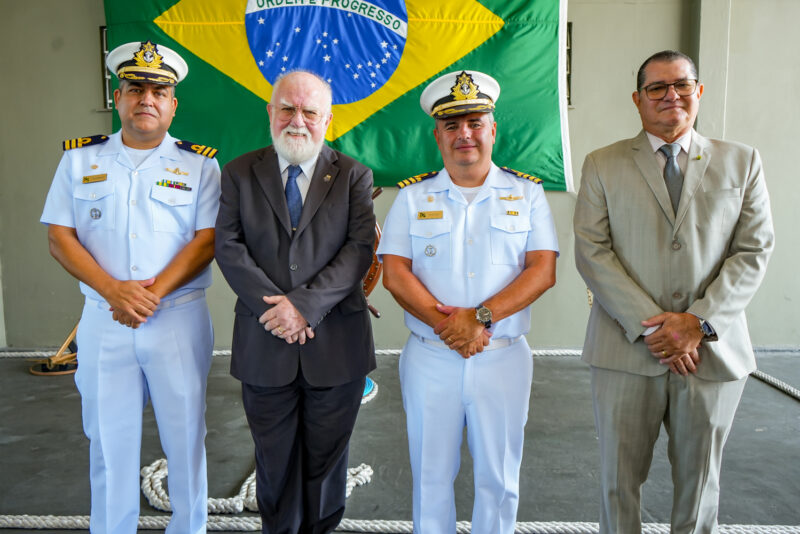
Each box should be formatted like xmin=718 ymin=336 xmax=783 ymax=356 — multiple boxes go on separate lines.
xmin=75 ymin=293 xmax=213 ymax=534
xmin=241 ymin=371 xmax=365 ymax=534
xmin=591 ymin=366 xmax=747 ymax=534
xmin=400 ymin=334 xmax=533 ymax=534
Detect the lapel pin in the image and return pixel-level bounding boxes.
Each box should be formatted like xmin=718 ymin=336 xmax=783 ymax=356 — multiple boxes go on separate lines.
xmin=695 ymin=155 xmax=702 ymax=160
xmin=90 ymin=164 xmax=98 ymax=170
xmin=324 ymin=174 xmax=331 ymax=182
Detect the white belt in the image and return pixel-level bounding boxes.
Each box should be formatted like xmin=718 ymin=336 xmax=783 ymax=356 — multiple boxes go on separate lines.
xmin=91 ymin=288 xmax=205 ymax=310
xmin=413 ymin=333 xmax=523 ymax=351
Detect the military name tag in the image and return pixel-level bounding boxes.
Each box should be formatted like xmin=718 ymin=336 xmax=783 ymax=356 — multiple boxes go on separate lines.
xmin=82 ymin=174 xmax=107 ymax=184
xmin=417 ymin=210 xmax=443 ymax=220
xmin=499 ymin=195 xmax=523 ymax=201
xmin=506 ymin=210 xmax=519 ymax=216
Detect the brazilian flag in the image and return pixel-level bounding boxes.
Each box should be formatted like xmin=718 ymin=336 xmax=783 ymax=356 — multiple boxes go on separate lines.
xmin=104 ymin=0 xmax=571 ymax=190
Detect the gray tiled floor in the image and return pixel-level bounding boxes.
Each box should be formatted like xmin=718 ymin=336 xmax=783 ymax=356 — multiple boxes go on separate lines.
xmin=1 ymin=350 xmax=798 ymax=532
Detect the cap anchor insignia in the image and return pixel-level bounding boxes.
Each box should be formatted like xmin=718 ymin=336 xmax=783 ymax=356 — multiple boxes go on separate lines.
xmin=106 ymin=40 xmax=188 ymax=86
xmin=420 ymin=70 xmax=500 ymax=119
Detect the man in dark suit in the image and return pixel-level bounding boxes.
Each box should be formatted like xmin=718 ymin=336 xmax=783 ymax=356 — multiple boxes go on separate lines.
xmin=215 ymin=70 xmax=376 ymax=532
xmin=574 ymin=50 xmax=774 ymax=533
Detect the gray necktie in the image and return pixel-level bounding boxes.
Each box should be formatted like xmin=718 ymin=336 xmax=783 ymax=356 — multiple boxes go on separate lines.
xmin=659 ymin=143 xmax=683 ymax=214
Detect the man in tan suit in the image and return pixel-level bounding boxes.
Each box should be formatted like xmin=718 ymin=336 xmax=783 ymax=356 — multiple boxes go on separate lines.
xmin=573 ymin=50 xmax=774 ymax=533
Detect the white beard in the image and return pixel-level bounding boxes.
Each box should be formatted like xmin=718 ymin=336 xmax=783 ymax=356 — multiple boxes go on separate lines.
xmin=272 ymin=126 xmax=324 ymax=164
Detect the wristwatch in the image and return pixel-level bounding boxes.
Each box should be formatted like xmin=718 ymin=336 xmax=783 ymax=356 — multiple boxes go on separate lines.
xmin=475 ymin=304 xmax=493 ymax=329
xmin=698 ymin=317 xmax=714 ymax=337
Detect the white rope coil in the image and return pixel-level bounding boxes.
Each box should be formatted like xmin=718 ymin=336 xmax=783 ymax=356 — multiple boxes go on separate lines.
xmin=2 ymin=515 xmax=800 ymax=533
xmin=140 ymin=459 xmax=373 ymax=514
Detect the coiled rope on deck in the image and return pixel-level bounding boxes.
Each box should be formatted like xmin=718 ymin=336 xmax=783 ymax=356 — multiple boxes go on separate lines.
xmin=2 ymin=515 xmax=800 ymax=533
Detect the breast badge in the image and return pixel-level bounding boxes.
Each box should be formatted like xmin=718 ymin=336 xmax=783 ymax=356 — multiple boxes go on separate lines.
xmin=424 ymin=245 xmax=437 ymax=257
xmin=90 ymin=208 xmax=102 ymax=220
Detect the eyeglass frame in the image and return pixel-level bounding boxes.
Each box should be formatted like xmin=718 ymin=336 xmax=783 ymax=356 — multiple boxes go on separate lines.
xmin=639 ymin=78 xmax=699 ymax=101
xmin=269 ymin=104 xmax=328 ymax=125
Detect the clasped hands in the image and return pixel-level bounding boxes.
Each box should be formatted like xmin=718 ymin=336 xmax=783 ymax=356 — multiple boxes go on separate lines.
xmin=433 ymin=303 xmax=491 ymax=359
xmin=259 ymin=295 xmax=314 ymax=345
xmin=108 ymin=277 xmax=159 ymax=329
xmin=642 ymin=312 xmax=704 ymax=376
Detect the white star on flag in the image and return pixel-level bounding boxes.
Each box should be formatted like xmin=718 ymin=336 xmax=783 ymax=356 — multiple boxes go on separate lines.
xmin=258 ymin=17 xmax=264 ymax=24
xmin=295 ymin=27 xmax=301 ymax=33
xmin=353 ymin=73 xmax=359 ymax=79
xmin=283 ymin=56 xmax=288 ymax=62
xmin=381 ymin=41 xmax=388 ymax=48
xmin=323 ymin=55 xmax=331 ymax=62
xmin=266 ymin=50 xmax=274 ymax=58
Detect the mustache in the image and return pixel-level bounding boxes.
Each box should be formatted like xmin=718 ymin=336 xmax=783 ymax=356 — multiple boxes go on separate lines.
xmin=281 ymin=127 xmax=311 ymax=138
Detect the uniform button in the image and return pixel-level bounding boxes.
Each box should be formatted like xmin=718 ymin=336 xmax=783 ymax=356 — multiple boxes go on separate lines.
xmin=672 ymin=240 xmax=681 ymax=250
xmin=509 ymin=225 xmax=516 ymax=231
xmin=130 ymin=233 xmax=137 ymax=239
xmin=467 ymin=239 xmax=474 ymax=245
xmin=131 ymin=265 xmax=138 ymax=271
xmin=672 ymin=292 xmax=682 ymax=299
xmin=90 ymin=193 xmax=97 ymax=199
xmin=289 ymin=263 xmax=298 ymax=271
xmin=168 ymin=198 xmax=176 ymax=205
xmin=468 ymin=272 xmax=475 ymax=278
xmin=132 ymin=171 xmax=138 ymax=177
xmin=130 ymin=199 xmax=137 ymax=206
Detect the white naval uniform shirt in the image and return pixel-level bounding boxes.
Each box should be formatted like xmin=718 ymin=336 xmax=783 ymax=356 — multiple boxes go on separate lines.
xmin=40 ymin=131 xmax=221 ymax=301
xmin=377 ymin=164 xmax=559 ymax=340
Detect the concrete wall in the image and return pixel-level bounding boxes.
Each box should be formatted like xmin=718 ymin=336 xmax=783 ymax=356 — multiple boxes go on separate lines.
xmin=1 ymin=0 xmax=796 ymax=349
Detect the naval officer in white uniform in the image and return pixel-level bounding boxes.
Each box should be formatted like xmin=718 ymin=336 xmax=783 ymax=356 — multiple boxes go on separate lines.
xmin=41 ymin=40 xmax=220 ymax=534
xmin=377 ymin=70 xmax=559 ymax=533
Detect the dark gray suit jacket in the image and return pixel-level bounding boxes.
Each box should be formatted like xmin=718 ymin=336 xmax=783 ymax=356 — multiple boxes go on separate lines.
xmin=215 ymin=144 xmax=376 ymax=387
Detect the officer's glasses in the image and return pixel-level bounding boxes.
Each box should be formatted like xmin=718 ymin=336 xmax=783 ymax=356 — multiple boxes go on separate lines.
xmin=640 ymin=79 xmax=698 ymax=100
xmin=273 ymin=105 xmax=325 ymax=125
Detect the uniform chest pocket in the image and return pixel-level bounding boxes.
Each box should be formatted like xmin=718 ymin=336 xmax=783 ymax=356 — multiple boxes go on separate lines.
xmin=73 ymin=182 xmax=115 ymax=231
xmin=150 ymin=185 xmax=195 ymax=234
xmin=490 ymin=214 xmax=530 ymax=265
xmin=409 ymin=220 xmax=451 ymax=270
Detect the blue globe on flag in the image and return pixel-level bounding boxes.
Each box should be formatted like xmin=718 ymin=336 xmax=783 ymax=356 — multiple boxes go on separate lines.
xmin=245 ymin=0 xmax=408 ymax=104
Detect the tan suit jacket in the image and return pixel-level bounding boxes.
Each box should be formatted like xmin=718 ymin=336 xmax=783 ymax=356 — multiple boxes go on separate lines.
xmin=574 ymin=130 xmax=774 ymax=381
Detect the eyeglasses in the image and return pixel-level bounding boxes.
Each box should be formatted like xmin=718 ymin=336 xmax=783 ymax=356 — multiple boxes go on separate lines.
xmin=272 ymin=105 xmax=325 ymax=125
xmin=640 ymin=79 xmax=698 ymax=100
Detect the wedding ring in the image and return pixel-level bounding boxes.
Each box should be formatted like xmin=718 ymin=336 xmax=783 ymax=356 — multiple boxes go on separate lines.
xmin=278 ymin=326 xmax=284 ymax=334
xmin=662 ymin=350 xmax=667 ymax=357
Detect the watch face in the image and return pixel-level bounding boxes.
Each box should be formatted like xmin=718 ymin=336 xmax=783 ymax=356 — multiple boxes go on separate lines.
xmin=476 ymin=307 xmax=492 ymax=322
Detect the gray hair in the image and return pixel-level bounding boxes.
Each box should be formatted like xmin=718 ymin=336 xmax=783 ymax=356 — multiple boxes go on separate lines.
xmin=271 ymin=70 xmax=332 ymax=111
xmin=636 ymin=50 xmax=698 ymax=90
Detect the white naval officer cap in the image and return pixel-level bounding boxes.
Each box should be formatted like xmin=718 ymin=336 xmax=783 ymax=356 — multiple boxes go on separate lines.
xmin=106 ymin=40 xmax=188 ymax=86
xmin=419 ymin=70 xmax=500 ymax=119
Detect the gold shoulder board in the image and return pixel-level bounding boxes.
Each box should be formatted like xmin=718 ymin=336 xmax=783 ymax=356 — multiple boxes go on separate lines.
xmin=500 ymin=166 xmax=542 ymax=184
xmin=397 ymin=170 xmax=439 ymax=189
xmin=62 ymin=135 xmax=109 ymax=151
xmin=176 ymin=140 xmax=218 ymax=159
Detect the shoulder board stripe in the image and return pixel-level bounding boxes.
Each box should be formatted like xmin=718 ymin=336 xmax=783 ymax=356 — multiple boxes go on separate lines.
xmin=396 ymin=170 xmax=439 ymax=188
xmin=62 ymin=135 xmax=109 ymax=151
xmin=176 ymin=140 xmax=218 ymax=159
xmin=501 ymin=166 xmax=542 ymax=184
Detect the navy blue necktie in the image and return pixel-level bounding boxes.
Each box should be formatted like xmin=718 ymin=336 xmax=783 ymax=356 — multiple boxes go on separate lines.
xmin=658 ymin=143 xmax=683 ymax=214
xmin=285 ymin=165 xmax=302 ymax=231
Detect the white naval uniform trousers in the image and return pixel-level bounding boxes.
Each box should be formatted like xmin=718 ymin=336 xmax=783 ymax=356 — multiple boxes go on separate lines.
xmin=377 ymin=164 xmax=559 ymax=533
xmin=41 ymin=131 xmax=220 ymax=534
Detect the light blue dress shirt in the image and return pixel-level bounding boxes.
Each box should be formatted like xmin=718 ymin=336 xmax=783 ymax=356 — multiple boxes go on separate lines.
xmin=41 ymin=131 xmax=221 ymax=301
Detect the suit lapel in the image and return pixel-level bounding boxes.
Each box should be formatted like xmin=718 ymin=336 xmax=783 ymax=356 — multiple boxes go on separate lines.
xmin=253 ymin=148 xmax=293 ymax=236
xmin=673 ymin=131 xmax=711 ymax=231
xmin=631 ymin=130 xmax=675 ymax=225
xmin=295 ymin=145 xmax=339 ymax=236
